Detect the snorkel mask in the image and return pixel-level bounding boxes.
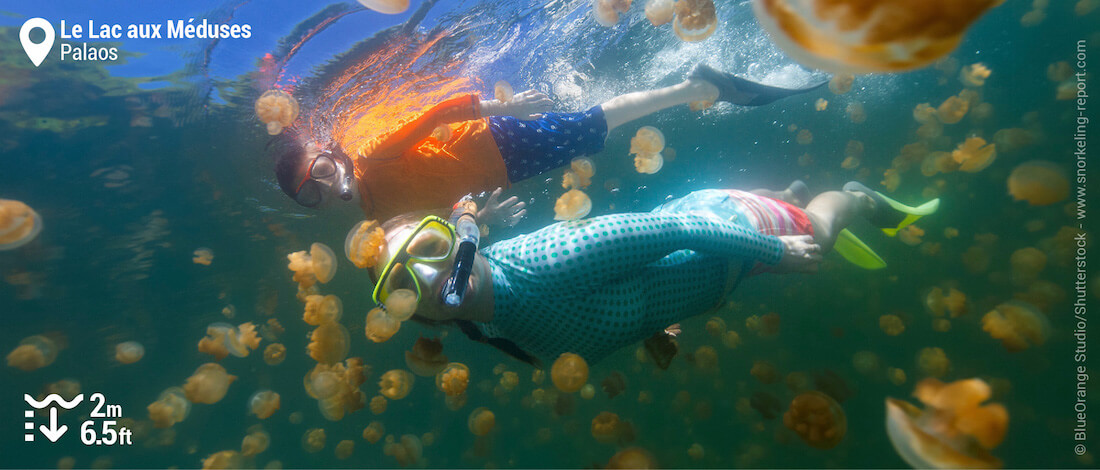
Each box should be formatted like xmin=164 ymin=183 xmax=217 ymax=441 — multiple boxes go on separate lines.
xmin=371 ymin=196 xmax=480 ymax=309
xmin=294 ymin=148 xmax=355 ymax=207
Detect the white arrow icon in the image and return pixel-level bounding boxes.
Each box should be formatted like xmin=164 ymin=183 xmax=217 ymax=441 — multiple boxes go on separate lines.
xmin=39 ymin=407 xmax=67 ymax=443
xmin=20 ymin=18 xmax=55 ymax=67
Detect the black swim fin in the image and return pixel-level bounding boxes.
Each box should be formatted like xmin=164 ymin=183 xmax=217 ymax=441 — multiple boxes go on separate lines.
xmin=689 ymin=64 xmax=827 ymax=106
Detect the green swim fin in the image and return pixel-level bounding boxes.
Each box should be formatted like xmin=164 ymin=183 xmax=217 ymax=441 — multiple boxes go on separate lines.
xmin=834 ymin=229 xmax=887 ymax=270
xmin=842 ymin=182 xmax=940 ymax=236
xmin=880 ymin=198 xmax=940 ymax=237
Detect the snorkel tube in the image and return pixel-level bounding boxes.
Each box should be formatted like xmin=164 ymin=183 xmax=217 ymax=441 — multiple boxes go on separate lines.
xmin=333 ymin=150 xmax=355 ymax=201
xmin=441 ymin=195 xmax=479 ymax=307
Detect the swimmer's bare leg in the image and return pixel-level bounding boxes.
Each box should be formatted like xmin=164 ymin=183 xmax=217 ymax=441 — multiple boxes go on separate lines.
xmin=750 ymin=180 xmax=810 ymax=207
xmin=600 ymin=79 xmax=720 ymax=132
xmin=803 ymin=190 xmax=875 ymax=252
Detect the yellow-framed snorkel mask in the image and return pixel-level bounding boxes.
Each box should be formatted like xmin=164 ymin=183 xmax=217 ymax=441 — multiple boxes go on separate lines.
xmin=372 ymin=216 xmax=458 ymax=306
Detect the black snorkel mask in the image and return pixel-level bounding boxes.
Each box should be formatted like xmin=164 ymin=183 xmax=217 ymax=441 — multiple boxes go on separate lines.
xmin=294 ymin=149 xmax=355 ymax=208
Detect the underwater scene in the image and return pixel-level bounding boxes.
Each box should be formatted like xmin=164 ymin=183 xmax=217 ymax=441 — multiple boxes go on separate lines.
xmin=1 ymin=0 xmax=1097 ymax=468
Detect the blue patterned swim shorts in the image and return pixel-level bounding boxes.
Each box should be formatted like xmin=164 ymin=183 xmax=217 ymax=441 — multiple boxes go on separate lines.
xmin=487 ymin=105 xmax=608 ymax=182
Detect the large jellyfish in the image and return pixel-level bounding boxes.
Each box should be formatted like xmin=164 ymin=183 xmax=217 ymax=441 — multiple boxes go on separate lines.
xmin=254 ymin=89 xmax=299 ymax=135
xmin=405 ymin=337 xmax=448 ymax=377
xmin=886 ymin=378 xmax=1008 ymax=468
xmin=249 ymin=390 xmax=281 ymax=419
xmin=591 ymin=411 xmax=623 ymax=443
xmin=631 ymin=126 xmax=666 ymax=154
xmin=1008 ymin=161 xmax=1069 ymax=206
xmin=952 ymin=137 xmax=996 ymax=172
xmin=303 ymin=295 xmax=344 ymax=326
xmin=345 ymin=220 xmax=386 ymax=269
xmin=554 ymin=189 xmax=593 ymax=221
xmin=379 ymin=369 xmax=414 ymax=400
xmin=551 ymin=353 xmax=589 ymax=393
xmin=468 ymin=407 xmax=496 ymax=436
xmin=365 ymin=307 xmax=401 ymax=343
xmin=241 ymin=428 xmax=270 ymax=456
xmin=384 ymin=288 xmax=418 ymax=321
xmin=183 ymin=363 xmax=237 ymax=404
xmin=362 ymin=421 xmax=385 ymax=444
xmin=436 ymin=362 xmax=471 ymax=396
xmin=199 ymin=322 xmax=262 ymax=360
xmin=263 ymin=343 xmax=287 ymax=365
xmin=645 ymin=0 xmax=675 ymax=25
xmin=0 ymin=199 xmax=43 ymax=251
xmin=783 ymin=391 xmax=847 ymax=449
xmin=114 ymin=341 xmax=145 ymax=365
xmin=673 ymin=0 xmax=717 ymax=42
xmin=147 ymin=387 xmax=191 ymax=428
xmin=302 ymin=428 xmax=326 ymax=453
xmin=982 ymin=301 xmax=1050 ymax=352
xmin=287 ymin=242 xmax=338 ymax=290
xmin=308 ymin=322 xmax=351 ymax=364
xmin=751 ymin=0 xmax=1002 ymax=73
xmin=6 ymin=335 xmax=58 ymax=371
xmin=634 ymin=153 xmax=664 ymax=174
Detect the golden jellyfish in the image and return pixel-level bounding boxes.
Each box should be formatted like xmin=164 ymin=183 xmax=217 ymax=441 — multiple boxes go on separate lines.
xmin=580 ymin=383 xmax=596 ymax=399
xmin=345 ymin=220 xmax=385 ymax=269
xmin=828 ymin=73 xmax=854 ymax=94
xmin=501 ymin=371 xmax=521 ymax=391
xmin=184 ymin=363 xmax=237 ymax=404
xmin=302 ymin=428 xmax=326 ymax=453
xmin=147 ymin=387 xmax=191 ymax=428
xmin=357 ymin=0 xmax=410 ymax=14
xmin=379 ymin=369 xmax=414 ymax=400
xmin=249 ymin=390 xmax=281 ymax=419
xmin=551 ymin=352 xmax=589 ymax=393
xmin=751 ymin=360 xmax=779 ymax=384
xmin=846 ymin=102 xmax=867 ymax=123
xmin=882 ymin=168 xmax=900 ymax=193
xmin=1010 ymin=247 xmax=1047 ymax=285
xmin=1008 ymin=160 xmax=1069 ymax=206
xmin=308 ymin=322 xmax=350 ymax=364
xmin=264 ymin=343 xmax=287 ymax=365
xmin=591 ymin=411 xmax=622 ymax=443
xmin=363 ymin=421 xmax=385 ymax=444
xmin=898 ymin=225 xmax=924 ymax=246
xmin=913 ymin=103 xmax=937 ymax=124
xmin=852 ymin=351 xmax=880 ymax=375
xmin=405 ymin=336 xmax=448 ymax=377
xmin=751 ymin=0 xmax=1001 ymax=74
xmin=6 ymin=335 xmax=58 ymax=371
xmin=202 ymin=450 xmax=244 ymax=470
xmin=365 ymin=307 xmax=401 ymax=343
xmin=814 ymin=97 xmax=828 ymax=111
xmin=673 ymin=0 xmax=717 ymax=42
xmin=880 ymin=314 xmax=905 ymax=336
xmin=916 ymin=347 xmax=950 ymax=378
xmin=888 ymin=367 xmax=907 ymax=386
xmin=607 ymin=447 xmax=658 ymax=469
xmin=436 ymin=362 xmax=471 ymax=396
xmin=952 ymin=136 xmax=996 ymax=172
xmin=936 ymin=95 xmax=969 ymax=124
xmin=303 ymin=294 xmax=343 ymax=326
xmin=982 ymin=301 xmax=1050 ymax=352
xmin=694 ymin=345 xmax=719 ymax=371
xmin=468 ymin=407 xmax=496 ymax=436
xmin=494 ymin=80 xmax=514 ymax=102
xmin=192 ymin=247 xmax=214 ymax=266
xmin=971 ymin=102 xmax=993 ymax=122
xmin=571 ymin=157 xmax=596 ymax=187
xmin=554 ymin=189 xmax=593 ymax=221
xmin=287 ymin=242 xmax=338 ymax=289
xmin=960 ymin=62 xmax=992 ymax=87
xmin=383 ymin=288 xmax=418 ymax=321
xmin=633 ymin=153 xmax=664 ymax=174
xmin=254 ymin=89 xmax=299 ymax=135
xmin=1048 ymin=61 xmax=1074 ymax=82
xmin=886 ymin=378 xmax=1008 ymax=468
xmin=645 ymin=0 xmax=675 ymax=26
xmin=593 ymin=0 xmax=633 ymax=27
xmin=783 ymin=391 xmax=847 ymax=449
xmin=0 ymin=199 xmax=43 ymax=251
xmin=199 ymin=322 xmax=261 ymax=360
xmin=369 ymin=395 xmax=387 ymax=414
xmin=796 ymin=129 xmax=813 ymax=144
xmin=925 ymin=287 xmax=968 ymax=318
xmin=1015 ymin=280 xmax=1065 ymax=313
xmin=241 ymin=429 xmax=270 ymax=456
xmin=704 ymin=316 xmax=726 ymax=336
xmin=631 ymin=126 xmax=665 ymax=154
xmin=114 ymin=341 xmax=144 ymax=364
xmin=335 ymin=440 xmax=355 ymax=460
xmin=687 ymin=443 xmax=705 ymax=460
xmin=1056 ymin=80 xmax=1077 ymax=100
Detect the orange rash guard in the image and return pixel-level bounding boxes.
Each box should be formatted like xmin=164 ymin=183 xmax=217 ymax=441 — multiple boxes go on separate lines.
xmin=353 ymin=94 xmax=509 ymax=221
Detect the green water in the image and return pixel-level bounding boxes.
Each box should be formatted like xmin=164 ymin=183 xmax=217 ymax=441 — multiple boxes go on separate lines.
xmin=1 ymin=0 xmax=1098 ymax=468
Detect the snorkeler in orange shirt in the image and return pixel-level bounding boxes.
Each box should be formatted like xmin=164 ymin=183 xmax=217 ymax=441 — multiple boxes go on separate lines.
xmin=274 ymin=64 xmax=825 ymax=225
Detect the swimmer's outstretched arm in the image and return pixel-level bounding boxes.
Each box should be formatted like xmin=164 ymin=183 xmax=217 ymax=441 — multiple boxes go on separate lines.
xmin=484 ymin=213 xmax=784 ymax=291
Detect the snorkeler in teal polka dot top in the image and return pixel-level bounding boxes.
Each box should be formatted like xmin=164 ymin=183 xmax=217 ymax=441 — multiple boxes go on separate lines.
xmin=369 ymin=181 xmax=937 ymax=366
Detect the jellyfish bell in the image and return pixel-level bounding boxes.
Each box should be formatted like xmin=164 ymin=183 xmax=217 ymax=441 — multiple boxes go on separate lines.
xmin=631 ymin=126 xmax=666 ymax=154
xmin=249 ymin=390 xmax=281 ymax=419
xmin=304 ymin=295 xmax=344 ymax=326
xmin=634 ymin=153 xmax=664 ymax=174
xmin=436 ymin=362 xmax=471 ymax=396
xmin=982 ymin=301 xmax=1050 ymax=352
xmin=254 ymin=89 xmax=299 ymax=136
xmin=645 ymin=0 xmax=675 ymax=25
xmin=468 ymin=407 xmax=496 ymax=436
xmin=783 ymin=391 xmax=847 ymax=449
xmin=241 ymin=429 xmax=271 ymax=456
xmin=383 ymin=288 xmax=418 ymax=321
xmin=551 ymin=353 xmax=590 ymax=393
xmin=673 ymin=0 xmax=717 ymax=42
xmin=554 ymin=189 xmax=593 ymax=221
xmin=751 ymin=0 xmax=1002 ymax=74
xmin=309 ymin=322 xmax=351 ymax=364
xmin=6 ymin=335 xmax=58 ymax=371
xmin=148 ymin=387 xmax=191 ymax=428
xmin=1008 ymin=160 xmax=1069 ymax=206
xmin=379 ymin=369 xmax=414 ymax=400
xmin=310 ymin=243 xmax=338 ymax=283
xmin=885 ymin=378 xmax=1007 ymax=469
xmin=494 ymin=80 xmax=514 ymax=102
xmin=829 ymin=73 xmax=854 ymax=94
xmin=405 ymin=337 xmax=449 ymax=377
xmin=0 ymin=199 xmax=43 ymax=251
xmin=357 ymin=0 xmax=410 ymax=14
xmin=183 ymin=363 xmax=236 ymax=404
xmin=192 ymin=248 xmax=214 ymax=266
xmin=607 ymin=447 xmax=658 ymax=469
xmin=593 ymin=0 xmax=633 ymax=27
xmin=345 ymin=220 xmax=386 ymax=269
xmin=365 ymin=307 xmax=401 ymax=343
xmin=960 ymin=63 xmax=992 ymax=87
xmin=115 ymin=341 xmax=145 ymax=364
xmin=952 ymin=137 xmax=996 ymax=172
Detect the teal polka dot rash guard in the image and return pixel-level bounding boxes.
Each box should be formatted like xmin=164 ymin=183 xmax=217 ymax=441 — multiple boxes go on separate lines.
xmin=476 ymin=197 xmax=785 ymax=364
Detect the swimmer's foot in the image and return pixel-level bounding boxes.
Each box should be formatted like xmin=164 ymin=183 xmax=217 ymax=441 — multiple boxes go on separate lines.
xmin=644 ymin=329 xmax=679 ymax=370
xmin=688 ymin=64 xmax=828 ymax=106
xmin=843 ymin=181 xmax=941 ymax=236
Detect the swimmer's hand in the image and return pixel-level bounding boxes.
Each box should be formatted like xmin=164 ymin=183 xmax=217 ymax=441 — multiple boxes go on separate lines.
xmin=480 ymin=90 xmax=553 ymax=120
xmin=477 ymin=187 xmax=527 ymax=228
xmin=773 ymin=235 xmax=821 ymax=274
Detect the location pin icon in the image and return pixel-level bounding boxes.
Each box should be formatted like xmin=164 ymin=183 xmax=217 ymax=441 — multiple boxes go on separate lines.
xmin=20 ymin=18 xmax=55 ymax=67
